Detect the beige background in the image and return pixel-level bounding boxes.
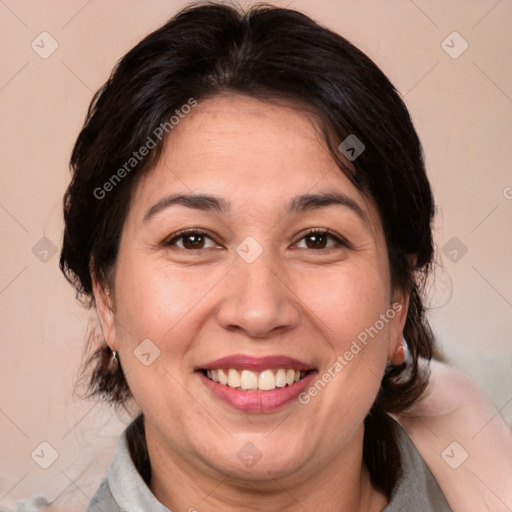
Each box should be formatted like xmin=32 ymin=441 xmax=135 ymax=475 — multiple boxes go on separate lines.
xmin=1 ymin=0 xmax=511 ymax=510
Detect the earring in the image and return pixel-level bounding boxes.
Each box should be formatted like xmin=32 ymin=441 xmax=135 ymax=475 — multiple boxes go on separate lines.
xmin=387 ymin=339 xmax=407 ymax=367
xmin=402 ymin=336 xmax=410 ymax=365
xmin=396 ymin=343 xmax=405 ymax=365
xmin=111 ymin=349 xmax=118 ymax=365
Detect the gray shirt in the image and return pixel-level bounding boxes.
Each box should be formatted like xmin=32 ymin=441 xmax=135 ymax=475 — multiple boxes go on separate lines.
xmin=87 ymin=420 xmax=452 ymax=512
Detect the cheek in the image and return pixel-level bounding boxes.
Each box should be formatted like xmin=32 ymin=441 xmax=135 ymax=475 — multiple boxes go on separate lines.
xmin=292 ymin=257 xmax=393 ymax=417
xmin=111 ymin=257 xmax=233 ymax=414
xmin=114 ymin=258 xmax=217 ymax=345
xmin=112 ymin=261 xmax=203 ymax=422
xmin=295 ymin=258 xmax=391 ymax=348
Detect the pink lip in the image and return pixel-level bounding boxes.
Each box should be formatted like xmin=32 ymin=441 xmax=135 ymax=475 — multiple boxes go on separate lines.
xmin=198 ymin=370 xmax=318 ymax=413
xmin=198 ymin=354 xmax=314 ymax=372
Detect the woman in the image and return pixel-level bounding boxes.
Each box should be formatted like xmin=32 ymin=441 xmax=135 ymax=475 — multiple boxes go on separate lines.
xmin=59 ymin=3 xmax=511 ymax=511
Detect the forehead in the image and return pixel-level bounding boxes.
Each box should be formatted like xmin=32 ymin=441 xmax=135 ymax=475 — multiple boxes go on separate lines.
xmin=128 ymin=94 xmax=380 ymax=230
xmin=163 ymin=94 xmax=336 ymax=185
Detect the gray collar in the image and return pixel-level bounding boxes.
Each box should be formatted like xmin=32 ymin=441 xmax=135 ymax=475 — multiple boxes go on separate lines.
xmin=106 ymin=428 xmax=170 ymax=512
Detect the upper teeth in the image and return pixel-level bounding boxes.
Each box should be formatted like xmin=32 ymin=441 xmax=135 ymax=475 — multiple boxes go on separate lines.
xmin=205 ymin=368 xmax=306 ymax=391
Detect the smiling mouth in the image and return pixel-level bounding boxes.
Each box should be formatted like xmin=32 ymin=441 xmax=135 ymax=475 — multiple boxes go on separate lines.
xmin=201 ymin=368 xmax=311 ymax=391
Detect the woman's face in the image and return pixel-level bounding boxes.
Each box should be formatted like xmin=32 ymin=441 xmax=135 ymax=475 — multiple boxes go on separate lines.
xmin=96 ymin=94 xmax=407 ymax=484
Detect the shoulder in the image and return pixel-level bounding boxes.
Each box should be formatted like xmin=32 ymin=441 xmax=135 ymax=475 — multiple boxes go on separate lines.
xmin=384 ymin=420 xmax=452 ymax=511
xmin=393 ymin=360 xmax=512 ymax=511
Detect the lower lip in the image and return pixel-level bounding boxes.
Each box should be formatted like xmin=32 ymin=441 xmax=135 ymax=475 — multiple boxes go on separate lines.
xmin=198 ymin=371 xmax=318 ymax=413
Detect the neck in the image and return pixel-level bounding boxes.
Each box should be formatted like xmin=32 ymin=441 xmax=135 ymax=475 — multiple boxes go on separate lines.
xmin=144 ymin=422 xmax=388 ymax=512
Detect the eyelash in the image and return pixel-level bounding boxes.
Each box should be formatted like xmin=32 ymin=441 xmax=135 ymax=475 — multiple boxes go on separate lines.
xmin=162 ymin=228 xmax=351 ymax=252
xmin=296 ymin=228 xmax=351 ymax=250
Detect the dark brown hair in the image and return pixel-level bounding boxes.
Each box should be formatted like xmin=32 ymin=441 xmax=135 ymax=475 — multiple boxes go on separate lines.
xmin=60 ymin=1 xmax=437 ymax=495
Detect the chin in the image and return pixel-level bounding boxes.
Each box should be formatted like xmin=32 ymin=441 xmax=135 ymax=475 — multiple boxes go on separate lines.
xmin=203 ymin=435 xmax=308 ymax=482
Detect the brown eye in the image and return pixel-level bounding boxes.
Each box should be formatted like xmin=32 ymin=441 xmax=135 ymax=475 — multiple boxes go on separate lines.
xmin=181 ymin=233 xmax=206 ymax=249
xmin=296 ymin=229 xmax=349 ymax=250
xmin=163 ymin=230 xmax=218 ymax=250
xmin=305 ymin=233 xmax=329 ymax=249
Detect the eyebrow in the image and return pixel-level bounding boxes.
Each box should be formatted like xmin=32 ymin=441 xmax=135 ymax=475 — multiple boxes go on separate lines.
xmin=288 ymin=191 xmax=366 ymax=222
xmin=143 ymin=194 xmax=230 ymax=222
xmin=143 ymin=190 xmax=367 ymax=223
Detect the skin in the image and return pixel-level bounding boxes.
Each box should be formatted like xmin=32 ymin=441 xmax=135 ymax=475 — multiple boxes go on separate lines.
xmin=93 ymin=94 xmax=410 ymax=512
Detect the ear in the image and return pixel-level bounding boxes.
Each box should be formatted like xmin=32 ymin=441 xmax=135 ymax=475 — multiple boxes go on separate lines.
xmin=387 ymin=253 xmax=416 ymax=365
xmin=387 ymin=289 xmax=409 ymax=366
xmin=92 ymin=273 xmax=117 ymax=350
xmin=388 ymin=254 xmax=418 ymax=366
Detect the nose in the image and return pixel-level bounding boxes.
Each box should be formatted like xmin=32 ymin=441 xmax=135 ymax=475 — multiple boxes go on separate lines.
xmin=216 ymin=251 xmax=301 ymax=339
